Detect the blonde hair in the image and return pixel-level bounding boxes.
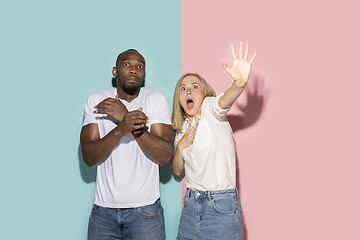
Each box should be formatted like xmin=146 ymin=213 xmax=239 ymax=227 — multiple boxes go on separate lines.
xmin=172 ymin=73 xmax=216 ymax=130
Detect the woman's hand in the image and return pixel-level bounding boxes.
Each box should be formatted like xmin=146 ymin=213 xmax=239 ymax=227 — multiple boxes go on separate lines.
xmin=221 ymin=41 xmax=257 ymax=88
xmin=177 ymin=124 xmax=198 ymax=150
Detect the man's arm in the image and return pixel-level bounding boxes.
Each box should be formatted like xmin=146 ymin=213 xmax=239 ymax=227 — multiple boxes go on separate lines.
xmin=80 ymin=123 xmax=123 ymax=166
xmin=133 ymin=123 xmax=175 ymax=167
xmin=80 ymin=109 xmax=149 ymax=166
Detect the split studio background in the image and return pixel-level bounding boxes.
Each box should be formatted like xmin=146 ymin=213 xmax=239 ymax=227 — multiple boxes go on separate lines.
xmin=182 ymin=1 xmax=360 ymax=240
xmin=0 ymin=0 xmax=181 ymax=239
xmin=1 ymin=0 xmax=360 ymax=240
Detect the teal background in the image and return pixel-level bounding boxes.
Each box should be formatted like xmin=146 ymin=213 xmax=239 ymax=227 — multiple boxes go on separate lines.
xmin=0 ymin=0 xmax=182 ymax=239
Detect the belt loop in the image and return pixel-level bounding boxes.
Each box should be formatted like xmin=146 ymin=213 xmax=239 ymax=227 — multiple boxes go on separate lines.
xmin=186 ymin=188 xmax=190 ymax=198
xmin=208 ymin=191 xmax=211 ymax=201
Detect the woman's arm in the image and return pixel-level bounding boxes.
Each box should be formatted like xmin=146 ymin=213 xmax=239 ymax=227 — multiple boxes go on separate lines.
xmin=172 ymin=124 xmax=198 ymax=176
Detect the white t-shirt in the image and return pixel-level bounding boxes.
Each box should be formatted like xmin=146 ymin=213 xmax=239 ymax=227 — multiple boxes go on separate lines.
xmin=175 ymin=94 xmax=236 ymax=191
xmin=83 ymin=87 xmax=171 ymax=208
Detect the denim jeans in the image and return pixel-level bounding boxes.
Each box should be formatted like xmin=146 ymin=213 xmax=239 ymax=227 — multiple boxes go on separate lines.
xmin=88 ymin=199 xmax=165 ymax=240
xmin=177 ymin=188 xmax=243 ymax=240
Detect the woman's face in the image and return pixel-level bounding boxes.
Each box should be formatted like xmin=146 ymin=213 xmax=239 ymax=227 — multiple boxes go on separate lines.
xmin=179 ymin=75 xmax=205 ymax=121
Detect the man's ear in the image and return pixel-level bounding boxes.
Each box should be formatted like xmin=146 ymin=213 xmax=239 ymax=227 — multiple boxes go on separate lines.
xmin=112 ymin=67 xmax=117 ymax=77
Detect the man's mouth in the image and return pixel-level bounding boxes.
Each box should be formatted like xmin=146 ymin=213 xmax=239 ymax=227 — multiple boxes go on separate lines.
xmin=186 ymin=98 xmax=194 ymax=110
xmin=126 ymin=76 xmax=139 ymax=84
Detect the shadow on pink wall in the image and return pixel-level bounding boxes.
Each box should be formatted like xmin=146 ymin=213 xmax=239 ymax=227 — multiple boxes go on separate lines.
xmin=228 ymin=74 xmax=270 ymax=132
xmin=228 ymin=74 xmax=270 ymax=240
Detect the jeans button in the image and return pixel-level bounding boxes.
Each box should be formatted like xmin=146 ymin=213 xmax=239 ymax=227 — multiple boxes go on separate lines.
xmin=196 ymin=193 xmax=201 ymax=197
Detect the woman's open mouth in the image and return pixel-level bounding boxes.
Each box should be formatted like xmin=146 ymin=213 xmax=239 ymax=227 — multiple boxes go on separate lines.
xmin=187 ymin=98 xmax=194 ymax=110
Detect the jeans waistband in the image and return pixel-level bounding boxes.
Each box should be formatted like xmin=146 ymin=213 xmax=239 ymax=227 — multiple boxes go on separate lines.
xmin=185 ymin=188 xmax=238 ymax=200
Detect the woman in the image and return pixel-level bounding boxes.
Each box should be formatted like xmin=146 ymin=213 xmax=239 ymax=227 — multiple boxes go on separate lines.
xmin=172 ymin=41 xmax=257 ymax=240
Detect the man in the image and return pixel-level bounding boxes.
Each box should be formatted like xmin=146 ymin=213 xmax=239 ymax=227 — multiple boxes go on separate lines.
xmin=80 ymin=49 xmax=174 ymax=240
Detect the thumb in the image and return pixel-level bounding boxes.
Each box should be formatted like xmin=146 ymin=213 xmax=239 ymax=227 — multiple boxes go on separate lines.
xmin=138 ymin=107 xmax=143 ymax=111
xmin=115 ymin=94 xmax=119 ymax=100
xmin=221 ymin=61 xmax=231 ymax=75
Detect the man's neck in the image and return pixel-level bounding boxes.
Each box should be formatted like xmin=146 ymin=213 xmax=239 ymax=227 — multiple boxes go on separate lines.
xmin=117 ymin=88 xmax=141 ymax=103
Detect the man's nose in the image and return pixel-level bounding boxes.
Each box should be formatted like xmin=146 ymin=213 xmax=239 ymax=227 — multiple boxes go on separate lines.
xmin=129 ymin=67 xmax=137 ymax=74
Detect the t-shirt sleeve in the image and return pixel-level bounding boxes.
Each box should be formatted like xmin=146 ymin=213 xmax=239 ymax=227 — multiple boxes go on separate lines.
xmin=149 ymin=92 xmax=172 ymax=126
xmin=82 ymin=94 xmax=98 ymax=126
xmin=203 ymin=93 xmax=230 ymax=120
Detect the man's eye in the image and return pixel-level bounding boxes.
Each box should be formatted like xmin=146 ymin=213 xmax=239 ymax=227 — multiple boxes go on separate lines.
xmin=123 ymin=63 xmax=130 ymax=66
xmin=138 ymin=65 xmax=144 ymax=69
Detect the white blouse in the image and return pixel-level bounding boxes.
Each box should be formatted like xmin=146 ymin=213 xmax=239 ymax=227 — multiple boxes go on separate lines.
xmin=175 ymin=94 xmax=237 ymax=191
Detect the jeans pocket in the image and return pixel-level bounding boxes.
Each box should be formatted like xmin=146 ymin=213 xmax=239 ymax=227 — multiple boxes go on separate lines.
xmin=138 ymin=199 xmax=163 ymax=218
xmin=183 ymin=195 xmax=190 ymax=208
xmin=211 ymin=196 xmax=236 ymax=214
xmin=91 ymin=204 xmax=103 ymax=213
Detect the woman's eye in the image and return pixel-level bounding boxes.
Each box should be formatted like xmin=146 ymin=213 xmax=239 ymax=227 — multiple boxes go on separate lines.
xmin=180 ymin=87 xmax=186 ymax=91
xmin=123 ymin=63 xmax=130 ymax=66
xmin=193 ymin=85 xmax=198 ymax=89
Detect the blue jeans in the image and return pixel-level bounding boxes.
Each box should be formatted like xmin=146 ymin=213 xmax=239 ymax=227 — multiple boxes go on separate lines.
xmin=88 ymin=199 xmax=165 ymax=240
xmin=177 ymin=188 xmax=243 ymax=240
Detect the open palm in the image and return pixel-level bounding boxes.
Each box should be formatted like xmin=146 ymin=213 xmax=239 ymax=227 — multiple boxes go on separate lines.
xmin=221 ymin=41 xmax=257 ymax=87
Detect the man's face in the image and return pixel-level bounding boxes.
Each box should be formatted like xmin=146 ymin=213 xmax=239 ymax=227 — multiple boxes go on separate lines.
xmin=113 ymin=51 xmax=145 ymax=95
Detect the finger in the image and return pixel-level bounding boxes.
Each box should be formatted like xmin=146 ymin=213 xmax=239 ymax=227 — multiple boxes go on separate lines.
xmin=115 ymin=94 xmax=119 ymax=100
xmin=127 ymin=114 xmax=149 ymax=123
xmin=189 ymin=127 xmax=198 ymax=136
xmin=138 ymin=107 xmax=143 ymax=112
xmin=94 ymin=105 xmax=109 ymax=112
xmin=187 ymin=127 xmax=198 ymax=137
xmin=244 ymin=43 xmax=249 ymax=59
xmin=221 ymin=61 xmax=231 ymax=75
xmin=101 ymin=97 xmax=116 ymax=103
xmin=128 ymin=116 xmax=149 ymax=124
xmin=95 ymin=109 xmax=108 ymax=114
xmin=249 ymin=51 xmax=257 ymax=64
xmin=130 ymin=117 xmax=146 ymax=124
xmin=132 ymin=119 xmax=148 ymax=125
xmin=132 ymin=124 xmax=145 ymax=130
xmin=95 ymin=102 xmax=113 ymax=110
xmin=184 ymin=125 xmax=192 ymax=133
xmin=134 ymin=111 xmax=148 ymax=119
xmin=95 ymin=98 xmax=115 ymax=107
xmin=230 ymin=43 xmax=236 ymax=61
xmin=188 ymin=130 xmax=196 ymax=138
xmin=239 ymin=40 xmax=243 ymax=58
xmin=189 ymin=124 xmax=198 ymax=132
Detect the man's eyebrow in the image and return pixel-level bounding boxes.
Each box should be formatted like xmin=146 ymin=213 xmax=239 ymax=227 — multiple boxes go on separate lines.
xmin=122 ymin=59 xmax=145 ymax=65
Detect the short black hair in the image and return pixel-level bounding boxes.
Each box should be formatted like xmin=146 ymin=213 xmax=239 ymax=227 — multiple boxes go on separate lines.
xmin=115 ymin=49 xmax=143 ymax=68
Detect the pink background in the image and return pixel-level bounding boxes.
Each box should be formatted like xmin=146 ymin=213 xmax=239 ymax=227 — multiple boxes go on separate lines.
xmin=182 ymin=0 xmax=360 ymax=239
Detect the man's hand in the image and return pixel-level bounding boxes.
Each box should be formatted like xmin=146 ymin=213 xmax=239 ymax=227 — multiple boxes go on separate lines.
xmin=94 ymin=94 xmax=127 ymax=123
xmin=118 ymin=107 xmax=149 ymax=136
xmin=221 ymin=41 xmax=257 ymax=88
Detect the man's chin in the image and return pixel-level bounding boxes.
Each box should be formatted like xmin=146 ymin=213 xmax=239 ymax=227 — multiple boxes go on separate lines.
xmin=123 ymin=85 xmax=141 ymax=95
